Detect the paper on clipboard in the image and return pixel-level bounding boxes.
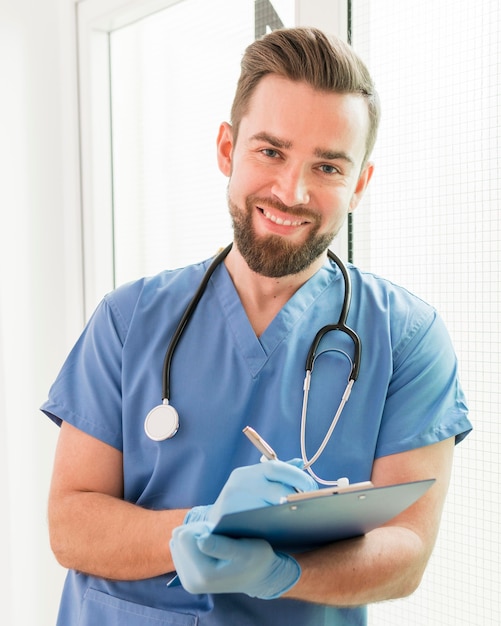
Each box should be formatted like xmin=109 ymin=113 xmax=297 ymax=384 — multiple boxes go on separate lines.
xmin=212 ymin=479 xmax=435 ymax=552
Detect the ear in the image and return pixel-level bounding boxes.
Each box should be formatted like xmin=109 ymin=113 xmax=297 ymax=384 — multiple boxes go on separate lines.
xmin=216 ymin=122 xmax=234 ymax=177
xmin=349 ymin=162 xmax=374 ymax=212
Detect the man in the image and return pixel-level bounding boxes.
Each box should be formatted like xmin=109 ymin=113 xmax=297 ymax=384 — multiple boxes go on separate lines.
xmin=42 ymin=28 xmax=471 ymax=625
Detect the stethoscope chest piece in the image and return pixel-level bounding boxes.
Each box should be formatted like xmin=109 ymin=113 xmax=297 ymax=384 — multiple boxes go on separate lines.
xmin=144 ymin=402 xmax=179 ymax=441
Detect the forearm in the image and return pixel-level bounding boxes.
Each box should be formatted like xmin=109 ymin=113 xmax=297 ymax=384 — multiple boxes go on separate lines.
xmin=284 ymin=525 xmax=429 ymax=607
xmin=49 ymin=491 xmax=187 ymax=580
xmin=286 ymin=440 xmax=454 ymax=607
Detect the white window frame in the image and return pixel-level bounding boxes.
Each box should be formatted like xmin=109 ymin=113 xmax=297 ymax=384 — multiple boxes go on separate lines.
xmin=76 ymin=0 xmax=348 ymax=318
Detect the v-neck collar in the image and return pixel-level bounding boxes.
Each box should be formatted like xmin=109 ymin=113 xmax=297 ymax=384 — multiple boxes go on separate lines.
xmin=211 ymin=259 xmax=341 ymax=377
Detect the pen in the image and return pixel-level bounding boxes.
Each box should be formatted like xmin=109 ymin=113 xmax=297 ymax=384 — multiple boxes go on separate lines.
xmin=242 ymin=426 xmax=279 ymax=460
xmin=243 ymin=426 xmax=302 ymax=493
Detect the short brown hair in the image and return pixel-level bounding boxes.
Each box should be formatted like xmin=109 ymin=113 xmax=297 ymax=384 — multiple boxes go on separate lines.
xmin=231 ymin=27 xmax=380 ymax=168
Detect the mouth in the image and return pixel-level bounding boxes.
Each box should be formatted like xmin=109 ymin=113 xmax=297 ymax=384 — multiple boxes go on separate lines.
xmin=259 ymin=207 xmax=309 ymax=227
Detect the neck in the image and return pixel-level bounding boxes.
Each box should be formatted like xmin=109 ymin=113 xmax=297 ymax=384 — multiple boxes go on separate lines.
xmin=224 ymin=244 xmax=326 ymax=336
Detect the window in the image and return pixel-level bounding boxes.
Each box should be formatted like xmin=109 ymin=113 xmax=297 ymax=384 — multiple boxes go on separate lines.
xmin=109 ymin=0 xmax=256 ymax=286
xmin=351 ymin=1 xmax=500 ymax=624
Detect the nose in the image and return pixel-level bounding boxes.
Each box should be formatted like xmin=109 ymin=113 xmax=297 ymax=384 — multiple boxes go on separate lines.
xmin=271 ymin=164 xmax=310 ymax=207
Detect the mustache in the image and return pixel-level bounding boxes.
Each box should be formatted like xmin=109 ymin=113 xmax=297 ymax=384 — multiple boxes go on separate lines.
xmin=248 ymin=195 xmax=321 ymax=224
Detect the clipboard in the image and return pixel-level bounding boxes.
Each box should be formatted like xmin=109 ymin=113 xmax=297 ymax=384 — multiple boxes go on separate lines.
xmin=212 ymin=479 xmax=435 ymax=552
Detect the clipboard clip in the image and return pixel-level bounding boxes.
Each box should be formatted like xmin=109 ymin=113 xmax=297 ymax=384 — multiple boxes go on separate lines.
xmin=281 ymin=480 xmax=374 ymax=504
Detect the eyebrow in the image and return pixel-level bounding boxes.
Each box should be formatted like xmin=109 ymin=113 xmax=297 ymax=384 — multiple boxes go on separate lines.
xmin=250 ymin=132 xmax=292 ymax=150
xmin=314 ymin=148 xmax=355 ymax=166
xmin=250 ymin=132 xmax=355 ymax=166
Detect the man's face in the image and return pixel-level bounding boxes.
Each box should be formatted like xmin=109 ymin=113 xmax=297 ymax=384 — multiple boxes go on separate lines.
xmin=217 ymin=74 xmax=373 ymax=277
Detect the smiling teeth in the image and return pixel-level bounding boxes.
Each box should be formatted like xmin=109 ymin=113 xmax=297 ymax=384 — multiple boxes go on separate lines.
xmin=263 ymin=209 xmax=303 ymax=226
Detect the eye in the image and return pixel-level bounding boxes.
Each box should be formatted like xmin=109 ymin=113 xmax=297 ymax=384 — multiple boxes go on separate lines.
xmin=319 ymin=164 xmax=340 ymax=175
xmin=261 ymin=148 xmax=280 ymax=158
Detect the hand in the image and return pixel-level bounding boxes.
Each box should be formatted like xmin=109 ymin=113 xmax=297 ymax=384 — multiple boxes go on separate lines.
xmin=184 ymin=459 xmax=318 ymax=526
xmin=170 ymin=521 xmax=301 ymax=599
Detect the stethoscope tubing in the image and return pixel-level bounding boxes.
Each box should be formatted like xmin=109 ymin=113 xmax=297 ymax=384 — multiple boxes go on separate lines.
xmin=162 ymin=245 xmax=360 ymax=402
xmin=305 ymin=249 xmax=361 ymax=382
xmin=161 ymin=244 xmax=232 ymax=402
xmin=152 ymin=243 xmax=361 ymax=485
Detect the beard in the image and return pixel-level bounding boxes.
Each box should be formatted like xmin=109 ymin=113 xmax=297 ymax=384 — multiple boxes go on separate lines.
xmin=228 ymin=193 xmax=337 ymax=278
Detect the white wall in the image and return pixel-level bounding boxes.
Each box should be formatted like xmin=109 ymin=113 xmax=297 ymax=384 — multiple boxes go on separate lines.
xmin=0 ymin=0 xmax=83 ymax=623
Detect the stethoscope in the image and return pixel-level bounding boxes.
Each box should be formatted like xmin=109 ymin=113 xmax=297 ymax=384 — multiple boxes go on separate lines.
xmin=144 ymin=243 xmax=361 ymax=485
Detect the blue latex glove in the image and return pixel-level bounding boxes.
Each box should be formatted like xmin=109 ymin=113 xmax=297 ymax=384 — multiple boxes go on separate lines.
xmin=184 ymin=459 xmax=318 ymax=526
xmin=170 ymin=521 xmax=301 ymax=599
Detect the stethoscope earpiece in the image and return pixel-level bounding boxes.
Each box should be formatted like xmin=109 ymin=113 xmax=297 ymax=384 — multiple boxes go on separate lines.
xmin=144 ymin=402 xmax=180 ymax=441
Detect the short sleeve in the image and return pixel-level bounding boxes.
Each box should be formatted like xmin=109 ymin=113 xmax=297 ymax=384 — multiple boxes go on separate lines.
xmin=40 ymin=298 xmax=126 ymax=450
xmin=375 ymin=310 xmax=471 ymax=458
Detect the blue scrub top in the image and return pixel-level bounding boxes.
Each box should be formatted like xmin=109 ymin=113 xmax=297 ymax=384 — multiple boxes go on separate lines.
xmin=42 ymin=255 xmax=471 ymax=626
